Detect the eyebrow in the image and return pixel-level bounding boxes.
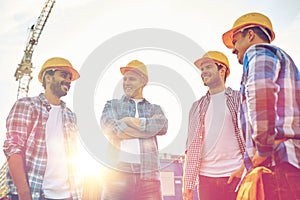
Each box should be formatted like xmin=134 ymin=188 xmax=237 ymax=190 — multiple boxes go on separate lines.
xmin=57 ymin=70 xmax=72 ymax=78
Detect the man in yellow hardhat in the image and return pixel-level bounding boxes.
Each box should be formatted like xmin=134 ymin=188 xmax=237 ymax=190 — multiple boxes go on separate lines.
xmin=182 ymin=51 xmax=245 ymax=200
xmin=3 ymin=57 xmax=82 ymax=200
xmin=223 ymin=12 xmax=300 ymax=199
xmin=100 ymin=60 xmax=168 ymax=200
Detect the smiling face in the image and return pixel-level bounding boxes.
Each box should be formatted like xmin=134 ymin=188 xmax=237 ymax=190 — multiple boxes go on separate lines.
xmin=195 ymin=59 xmax=224 ymax=88
xmin=231 ymin=29 xmax=258 ymax=65
xmin=122 ymin=70 xmax=146 ymax=99
xmin=48 ymin=70 xmax=72 ymax=98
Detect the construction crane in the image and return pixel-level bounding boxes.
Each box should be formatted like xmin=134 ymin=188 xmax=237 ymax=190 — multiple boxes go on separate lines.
xmin=14 ymin=0 xmax=56 ymax=99
xmin=0 ymin=0 xmax=56 ymax=197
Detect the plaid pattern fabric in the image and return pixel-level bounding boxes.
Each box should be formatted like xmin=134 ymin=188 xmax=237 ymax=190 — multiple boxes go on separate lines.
xmin=183 ymin=87 xmax=245 ymax=190
xmin=100 ymin=95 xmax=168 ymax=180
xmin=240 ymin=44 xmax=300 ymax=169
xmin=3 ymin=93 xmax=82 ymax=200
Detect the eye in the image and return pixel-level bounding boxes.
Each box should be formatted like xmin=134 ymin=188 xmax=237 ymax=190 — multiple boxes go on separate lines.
xmin=129 ymin=77 xmax=136 ymax=81
xmin=60 ymin=71 xmax=72 ymax=80
xmin=206 ymin=65 xmax=213 ymax=69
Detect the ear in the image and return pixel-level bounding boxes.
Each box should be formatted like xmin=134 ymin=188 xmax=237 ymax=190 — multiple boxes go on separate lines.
xmin=219 ymin=67 xmax=226 ymax=80
xmin=247 ymin=29 xmax=256 ymax=42
xmin=219 ymin=66 xmax=226 ymax=74
xmin=142 ymin=79 xmax=147 ymax=87
xmin=44 ymin=73 xmax=52 ymax=84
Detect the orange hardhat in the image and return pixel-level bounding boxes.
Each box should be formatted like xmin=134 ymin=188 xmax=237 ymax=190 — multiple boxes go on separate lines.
xmin=38 ymin=57 xmax=80 ymax=83
xmin=222 ymin=12 xmax=275 ymax=49
xmin=120 ymin=60 xmax=148 ymax=81
xmin=194 ymin=51 xmax=230 ymax=77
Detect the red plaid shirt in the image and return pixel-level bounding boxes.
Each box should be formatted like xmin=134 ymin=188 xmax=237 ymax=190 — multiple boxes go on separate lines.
xmin=183 ymin=87 xmax=245 ymax=190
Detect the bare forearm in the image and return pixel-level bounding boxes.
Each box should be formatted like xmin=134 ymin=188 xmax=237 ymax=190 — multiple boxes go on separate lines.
xmin=7 ymin=154 xmax=32 ymax=200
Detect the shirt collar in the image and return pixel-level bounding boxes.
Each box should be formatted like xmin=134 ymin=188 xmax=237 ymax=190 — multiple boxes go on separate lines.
xmin=205 ymin=87 xmax=234 ymax=98
xmin=121 ymin=95 xmax=148 ymax=104
xmin=38 ymin=93 xmax=66 ymax=109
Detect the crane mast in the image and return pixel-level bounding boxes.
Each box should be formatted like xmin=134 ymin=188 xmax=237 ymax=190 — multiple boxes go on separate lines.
xmin=14 ymin=0 xmax=56 ymax=99
xmin=0 ymin=0 xmax=55 ymax=197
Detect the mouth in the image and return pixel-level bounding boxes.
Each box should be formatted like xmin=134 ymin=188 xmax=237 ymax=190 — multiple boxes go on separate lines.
xmin=124 ymin=87 xmax=133 ymax=93
xmin=61 ymin=82 xmax=70 ymax=91
xmin=202 ymin=75 xmax=209 ymax=81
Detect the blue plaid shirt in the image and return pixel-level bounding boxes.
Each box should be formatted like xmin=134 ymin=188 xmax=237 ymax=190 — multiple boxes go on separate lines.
xmin=3 ymin=93 xmax=82 ymax=200
xmin=100 ymin=95 xmax=168 ymax=180
xmin=240 ymin=44 xmax=300 ymax=170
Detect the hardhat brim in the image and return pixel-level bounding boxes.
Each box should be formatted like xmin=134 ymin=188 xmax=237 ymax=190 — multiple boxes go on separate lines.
xmin=120 ymin=66 xmax=148 ymax=80
xmin=38 ymin=66 xmax=80 ymax=83
xmin=222 ymin=23 xmax=275 ymax=49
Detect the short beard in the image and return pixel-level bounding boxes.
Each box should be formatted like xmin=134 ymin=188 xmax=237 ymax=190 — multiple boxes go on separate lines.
xmin=50 ymin=78 xmax=67 ymax=98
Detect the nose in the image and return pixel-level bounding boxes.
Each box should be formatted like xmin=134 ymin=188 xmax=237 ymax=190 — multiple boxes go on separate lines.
xmin=201 ymin=70 xmax=209 ymax=77
xmin=123 ymin=78 xmax=131 ymax=86
xmin=232 ymin=48 xmax=238 ymax=55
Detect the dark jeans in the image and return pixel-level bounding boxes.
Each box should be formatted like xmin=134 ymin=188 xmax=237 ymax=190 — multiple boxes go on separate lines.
xmin=101 ymin=163 xmax=162 ymax=200
xmin=10 ymin=194 xmax=72 ymax=200
xmin=263 ymin=162 xmax=300 ymax=200
xmin=198 ymin=175 xmax=240 ymax=200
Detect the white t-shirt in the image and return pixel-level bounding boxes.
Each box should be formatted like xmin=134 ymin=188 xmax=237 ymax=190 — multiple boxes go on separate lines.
xmin=119 ymin=99 xmax=143 ymax=163
xmin=200 ymin=91 xmax=243 ymax=177
xmin=42 ymin=104 xmax=70 ymax=198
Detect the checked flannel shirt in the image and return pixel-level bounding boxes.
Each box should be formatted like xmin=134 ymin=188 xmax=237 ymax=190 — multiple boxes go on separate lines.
xmin=3 ymin=93 xmax=82 ymax=200
xmin=183 ymin=87 xmax=245 ymax=190
xmin=240 ymin=44 xmax=300 ymax=170
xmin=100 ymin=95 xmax=168 ymax=180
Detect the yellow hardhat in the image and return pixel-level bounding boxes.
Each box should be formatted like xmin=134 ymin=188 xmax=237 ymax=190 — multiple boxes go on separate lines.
xmin=222 ymin=12 xmax=275 ymax=49
xmin=38 ymin=57 xmax=80 ymax=83
xmin=194 ymin=51 xmax=230 ymax=77
xmin=120 ymin=60 xmax=148 ymax=81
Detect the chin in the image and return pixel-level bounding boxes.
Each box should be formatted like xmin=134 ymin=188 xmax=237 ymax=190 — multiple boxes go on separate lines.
xmin=60 ymin=91 xmax=68 ymax=97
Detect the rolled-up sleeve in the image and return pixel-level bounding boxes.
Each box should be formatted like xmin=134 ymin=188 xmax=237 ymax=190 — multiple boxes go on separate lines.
xmin=3 ymin=100 xmax=32 ymax=158
xmin=244 ymin=45 xmax=280 ymax=157
xmin=100 ymin=100 xmax=128 ymax=137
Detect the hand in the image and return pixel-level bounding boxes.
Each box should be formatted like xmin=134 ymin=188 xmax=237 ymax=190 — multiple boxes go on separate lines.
xmin=183 ymin=189 xmax=194 ymax=200
xmin=228 ymin=165 xmax=244 ymax=184
xmin=18 ymin=188 xmax=32 ymax=200
xmin=152 ymin=114 xmax=162 ymax=118
xmin=121 ymin=117 xmax=141 ymax=128
xmin=252 ymin=154 xmax=268 ymax=167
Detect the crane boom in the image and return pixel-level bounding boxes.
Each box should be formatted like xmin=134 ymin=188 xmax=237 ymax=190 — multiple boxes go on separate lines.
xmin=14 ymin=0 xmax=56 ymax=99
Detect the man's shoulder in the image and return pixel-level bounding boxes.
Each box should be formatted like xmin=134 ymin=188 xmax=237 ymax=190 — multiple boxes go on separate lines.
xmin=106 ymin=98 xmax=124 ymax=104
xmin=226 ymin=87 xmax=239 ymax=95
xmin=193 ymin=94 xmax=208 ymax=105
xmin=15 ymin=95 xmax=40 ymax=106
xmin=247 ymin=43 xmax=282 ymax=57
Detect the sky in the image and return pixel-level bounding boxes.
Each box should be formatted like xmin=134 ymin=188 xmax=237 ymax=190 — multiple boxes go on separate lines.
xmin=0 ymin=0 xmax=300 ymax=168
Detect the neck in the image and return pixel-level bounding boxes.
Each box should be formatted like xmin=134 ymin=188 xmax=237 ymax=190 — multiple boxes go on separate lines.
xmin=208 ymin=84 xmax=226 ymax=95
xmin=44 ymin=90 xmax=61 ymax=105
